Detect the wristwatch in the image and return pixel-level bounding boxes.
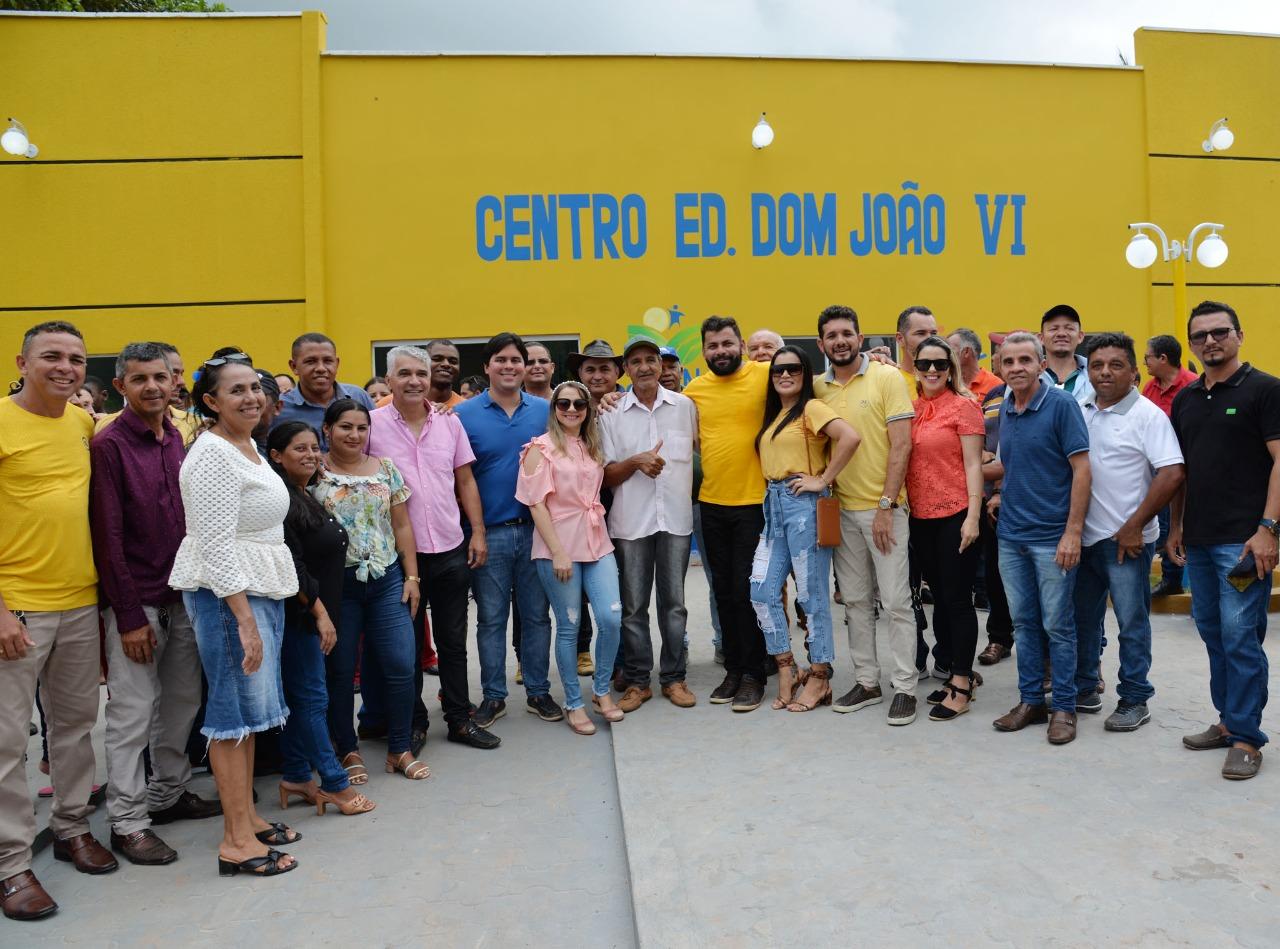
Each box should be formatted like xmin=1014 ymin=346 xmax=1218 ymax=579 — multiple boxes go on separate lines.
xmin=1259 ymin=519 xmax=1279 ymax=538
xmin=878 ymin=496 xmax=899 ymax=511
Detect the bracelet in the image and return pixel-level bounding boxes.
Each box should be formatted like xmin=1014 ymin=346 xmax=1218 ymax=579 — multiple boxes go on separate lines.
xmin=405 ymin=575 xmax=421 ymax=583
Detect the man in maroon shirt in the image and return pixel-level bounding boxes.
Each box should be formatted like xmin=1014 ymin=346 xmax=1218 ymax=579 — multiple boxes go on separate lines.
xmin=1143 ymin=335 xmax=1199 ymax=596
xmin=90 ymin=342 xmax=220 ymax=867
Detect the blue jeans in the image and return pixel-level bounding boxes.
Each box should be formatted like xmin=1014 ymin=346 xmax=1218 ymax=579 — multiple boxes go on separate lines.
xmin=1074 ymin=540 xmax=1155 ymax=705
xmin=328 ymin=562 xmax=416 ymax=757
xmin=1186 ymin=544 xmax=1271 ymax=748
xmin=471 ymin=523 xmax=552 ymax=701
xmin=749 ymin=483 xmax=835 ymax=664
xmin=692 ymin=504 xmax=723 ymax=649
xmin=1155 ymin=506 xmax=1184 ymax=588
xmin=184 ymin=589 xmax=287 ymax=741
xmin=998 ymin=540 xmax=1079 ymax=712
xmin=280 ymin=626 xmax=349 ymax=793
xmin=535 ymin=554 xmax=622 ymax=711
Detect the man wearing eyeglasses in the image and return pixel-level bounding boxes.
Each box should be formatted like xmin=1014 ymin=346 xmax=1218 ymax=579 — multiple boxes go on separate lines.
xmin=523 ymin=342 xmax=556 ymax=401
xmin=1168 ymin=301 xmax=1280 ymax=781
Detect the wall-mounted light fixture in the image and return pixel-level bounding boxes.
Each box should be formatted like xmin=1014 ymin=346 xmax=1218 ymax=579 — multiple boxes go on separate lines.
xmin=1 ymin=118 xmax=38 ymax=159
xmin=751 ymin=113 xmax=774 ymax=150
xmin=1202 ymin=118 xmax=1234 ymax=153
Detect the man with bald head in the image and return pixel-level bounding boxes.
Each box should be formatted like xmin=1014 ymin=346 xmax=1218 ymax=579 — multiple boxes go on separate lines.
xmin=746 ymin=329 xmax=784 ymax=364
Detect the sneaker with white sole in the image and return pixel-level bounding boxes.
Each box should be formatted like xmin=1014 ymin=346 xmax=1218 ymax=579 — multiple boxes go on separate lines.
xmin=1104 ymin=701 xmax=1151 ymax=732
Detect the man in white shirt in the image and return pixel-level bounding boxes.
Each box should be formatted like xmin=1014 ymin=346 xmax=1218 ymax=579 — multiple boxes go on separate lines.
xmin=1075 ymin=333 xmax=1185 ymax=732
xmin=601 ymin=337 xmax=699 ymax=711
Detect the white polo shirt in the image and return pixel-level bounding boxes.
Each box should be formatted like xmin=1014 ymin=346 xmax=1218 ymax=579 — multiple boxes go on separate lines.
xmin=1081 ymin=387 xmax=1184 ymax=547
xmin=599 ymin=386 xmax=697 ymax=540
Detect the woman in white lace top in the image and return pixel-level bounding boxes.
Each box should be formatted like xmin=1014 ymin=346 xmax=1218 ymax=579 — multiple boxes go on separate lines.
xmin=168 ymin=356 xmax=299 ymax=879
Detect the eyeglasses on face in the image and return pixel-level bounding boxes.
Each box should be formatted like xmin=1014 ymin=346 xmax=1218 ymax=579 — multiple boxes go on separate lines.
xmin=1188 ymin=326 xmax=1233 ymax=345
xmin=554 ymin=398 xmax=589 ymax=411
xmin=770 ymin=363 xmax=804 ymax=377
xmin=914 ymin=358 xmax=951 ymax=372
xmin=203 ymin=353 xmax=251 ymax=368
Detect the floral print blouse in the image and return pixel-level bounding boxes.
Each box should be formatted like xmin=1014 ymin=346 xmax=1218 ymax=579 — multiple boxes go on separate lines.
xmin=311 ymin=457 xmax=411 ymax=581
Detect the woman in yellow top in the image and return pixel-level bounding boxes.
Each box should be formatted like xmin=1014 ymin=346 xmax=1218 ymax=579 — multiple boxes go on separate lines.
xmin=749 ymin=347 xmax=859 ymax=712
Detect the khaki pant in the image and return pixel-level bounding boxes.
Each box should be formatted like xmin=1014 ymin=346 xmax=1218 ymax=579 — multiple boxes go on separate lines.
xmin=833 ymin=508 xmax=918 ymax=693
xmin=103 ymin=604 xmax=202 ymax=834
xmin=0 ymin=605 xmax=100 ymax=878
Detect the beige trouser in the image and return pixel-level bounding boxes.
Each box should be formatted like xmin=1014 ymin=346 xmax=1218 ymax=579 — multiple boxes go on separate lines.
xmin=0 ymin=604 xmax=100 ymax=878
xmin=103 ymin=604 xmax=202 ymax=835
xmin=833 ymin=507 xmax=919 ymax=694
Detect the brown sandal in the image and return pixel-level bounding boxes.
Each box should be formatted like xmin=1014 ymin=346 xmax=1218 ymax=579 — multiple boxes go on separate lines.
xmin=771 ymin=653 xmax=798 ymax=710
xmin=315 ymin=788 xmax=377 ymax=815
xmin=385 ymin=752 xmax=430 ymax=780
xmin=340 ymin=751 xmax=369 ymax=786
xmin=788 ymin=663 xmax=833 ymax=712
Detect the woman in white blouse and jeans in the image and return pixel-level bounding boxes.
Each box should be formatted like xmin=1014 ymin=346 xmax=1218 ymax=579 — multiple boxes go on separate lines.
xmin=169 ymin=357 xmax=300 ymax=879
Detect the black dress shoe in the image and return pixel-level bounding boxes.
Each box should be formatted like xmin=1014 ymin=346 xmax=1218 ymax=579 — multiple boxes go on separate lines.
xmin=409 ymin=727 xmax=428 ymax=758
xmin=709 ymin=672 xmax=741 ymax=704
xmin=447 ymin=721 xmax=502 ymax=749
xmin=1151 ymin=578 xmax=1184 ymax=597
xmin=149 ymin=791 xmax=222 ymax=825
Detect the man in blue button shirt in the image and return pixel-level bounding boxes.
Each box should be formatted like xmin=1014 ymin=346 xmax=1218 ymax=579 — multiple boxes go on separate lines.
xmin=455 ymin=333 xmax=562 ymax=728
xmin=271 ymin=333 xmax=373 ymax=449
xmin=988 ymin=332 xmax=1092 ymax=745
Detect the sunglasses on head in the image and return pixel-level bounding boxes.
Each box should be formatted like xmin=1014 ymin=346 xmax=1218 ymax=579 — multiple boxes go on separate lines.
xmin=554 ymin=398 xmax=589 ymax=411
xmin=770 ymin=363 xmax=804 ymax=377
xmin=203 ymin=353 xmax=251 ymax=368
xmin=1188 ymin=326 xmax=1233 ymax=345
xmin=914 ymin=357 xmax=951 ymax=372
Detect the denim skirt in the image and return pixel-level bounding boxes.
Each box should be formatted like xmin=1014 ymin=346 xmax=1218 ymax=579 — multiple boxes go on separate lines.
xmin=184 ymin=588 xmax=289 ymax=741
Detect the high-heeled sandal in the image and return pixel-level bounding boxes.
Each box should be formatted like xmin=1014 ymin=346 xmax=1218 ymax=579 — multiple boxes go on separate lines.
xmin=929 ymin=676 xmax=975 ymax=721
xmin=278 ymin=782 xmax=318 ymax=810
xmin=386 ymin=751 xmax=430 ymax=780
xmin=218 ymin=849 xmax=296 ymax=877
xmin=315 ymin=788 xmax=377 ymax=815
xmin=771 ymin=653 xmax=798 ymax=710
xmin=254 ymin=821 xmax=301 ymax=845
xmin=340 ymin=751 xmax=369 ymax=786
xmin=591 ymin=695 xmax=624 ymax=722
xmin=926 ymin=671 xmax=983 ymax=705
xmin=787 ymin=663 xmax=832 ymax=712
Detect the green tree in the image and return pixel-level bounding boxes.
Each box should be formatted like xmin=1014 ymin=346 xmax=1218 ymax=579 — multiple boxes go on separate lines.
xmin=0 ymin=1 xmax=230 ymax=11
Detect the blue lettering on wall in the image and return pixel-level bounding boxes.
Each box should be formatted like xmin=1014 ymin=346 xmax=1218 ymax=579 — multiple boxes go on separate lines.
xmin=476 ymin=195 xmax=502 ymax=262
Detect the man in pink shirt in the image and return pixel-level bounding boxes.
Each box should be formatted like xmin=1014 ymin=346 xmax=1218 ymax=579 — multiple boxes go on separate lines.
xmin=366 ymin=345 xmax=498 ymax=751
xmin=1143 ymin=334 xmax=1199 ymax=596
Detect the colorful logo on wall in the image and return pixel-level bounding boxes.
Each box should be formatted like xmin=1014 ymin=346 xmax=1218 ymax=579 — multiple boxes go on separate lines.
xmin=626 ymin=305 xmax=707 ymax=383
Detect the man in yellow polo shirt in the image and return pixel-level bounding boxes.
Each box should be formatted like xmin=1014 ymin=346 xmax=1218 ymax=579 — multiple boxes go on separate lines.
xmin=815 ymin=305 xmax=921 ymax=726
xmin=684 ymin=316 xmax=770 ymax=713
xmin=0 ymin=321 xmax=118 ymax=922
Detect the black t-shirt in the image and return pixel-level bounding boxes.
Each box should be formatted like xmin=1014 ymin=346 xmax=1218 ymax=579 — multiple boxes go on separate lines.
xmin=1172 ymin=362 xmax=1280 ymax=546
xmin=283 ymin=497 xmax=349 ymax=635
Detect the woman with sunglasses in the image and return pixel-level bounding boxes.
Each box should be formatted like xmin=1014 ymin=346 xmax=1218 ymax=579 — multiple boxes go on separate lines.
xmin=168 ymin=355 xmax=299 ymax=878
xmin=516 ymin=381 xmax=625 ymax=735
xmin=313 ymin=399 xmax=426 ymax=781
xmin=906 ymin=336 xmax=985 ymax=721
xmin=749 ymin=347 xmax=859 ymax=712
xmin=268 ymin=421 xmax=376 ymax=818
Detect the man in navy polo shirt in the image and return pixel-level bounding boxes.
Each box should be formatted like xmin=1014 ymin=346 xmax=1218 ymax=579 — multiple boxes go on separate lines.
xmin=271 ymin=333 xmax=373 ymax=449
xmin=988 ymin=332 xmax=1092 ymax=745
xmin=455 ymin=333 xmax=561 ymax=729
xmin=1169 ymin=301 xmax=1280 ymax=781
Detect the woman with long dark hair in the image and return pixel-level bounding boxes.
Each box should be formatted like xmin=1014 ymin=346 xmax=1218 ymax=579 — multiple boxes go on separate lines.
xmin=267 ymin=422 xmax=376 ymax=817
xmin=905 ymin=335 xmax=985 ymax=721
xmin=749 ymin=346 xmax=859 ymax=712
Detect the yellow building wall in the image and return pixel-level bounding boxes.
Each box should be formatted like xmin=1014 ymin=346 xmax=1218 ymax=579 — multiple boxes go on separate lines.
xmin=0 ymin=13 xmax=1275 ymax=382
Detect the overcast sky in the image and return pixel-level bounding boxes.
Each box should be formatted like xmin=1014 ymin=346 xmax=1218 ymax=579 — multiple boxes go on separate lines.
xmin=227 ymin=0 xmax=1279 ymax=63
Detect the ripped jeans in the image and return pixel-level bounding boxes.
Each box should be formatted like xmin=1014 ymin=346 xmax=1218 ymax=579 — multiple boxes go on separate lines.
xmin=535 ymin=553 xmax=623 ymax=711
xmin=749 ymin=482 xmax=835 ymax=664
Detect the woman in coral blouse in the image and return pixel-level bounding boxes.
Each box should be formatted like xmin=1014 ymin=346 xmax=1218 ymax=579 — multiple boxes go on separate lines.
xmin=906 ymin=336 xmax=985 ymax=721
xmin=517 ymin=381 xmax=625 ymax=735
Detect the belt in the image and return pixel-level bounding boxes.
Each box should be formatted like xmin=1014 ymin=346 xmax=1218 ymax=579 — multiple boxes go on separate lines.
xmin=494 ymin=518 xmax=531 ymax=527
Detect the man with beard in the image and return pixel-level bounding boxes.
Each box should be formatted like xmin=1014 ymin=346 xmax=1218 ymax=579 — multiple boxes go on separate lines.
xmin=683 ymin=317 xmax=770 ymax=712
xmin=524 ymin=342 xmax=555 ymax=401
xmin=815 ymin=306 xmax=919 ymax=725
xmin=895 ymin=306 xmax=939 ymax=396
xmin=1040 ymin=304 xmax=1094 ymax=406
xmin=274 ymin=332 xmax=373 ymax=450
xmin=1169 ymin=301 xmax=1280 ymax=781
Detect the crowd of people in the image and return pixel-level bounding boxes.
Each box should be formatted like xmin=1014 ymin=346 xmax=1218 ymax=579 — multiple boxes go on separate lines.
xmin=0 ymin=298 xmax=1275 ymax=920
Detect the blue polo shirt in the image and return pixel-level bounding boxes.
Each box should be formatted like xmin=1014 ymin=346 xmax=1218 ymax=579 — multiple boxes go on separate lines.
xmin=996 ymin=380 xmax=1089 ymax=545
xmin=455 ymin=390 xmax=549 ymax=526
xmin=272 ymin=382 xmax=374 ymax=450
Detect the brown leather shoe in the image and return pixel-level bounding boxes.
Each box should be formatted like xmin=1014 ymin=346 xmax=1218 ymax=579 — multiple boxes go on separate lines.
xmin=1183 ymin=723 xmax=1232 ymax=751
xmin=977 ymin=642 xmax=1010 ymax=666
xmin=1222 ymin=746 xmax=1263 ymax=780
xmin=992 ymin=702 xmax=1049 ymax=732
xmin=52 ymin=832 xmax=118 ymax=875
xmin=1047 ymin=710 xmax=1077 ymax=745
xmin=618 ymin=685 xmax=653 ymax=712
xmin=111 ymin=829 xmax=178 ymax=866
xmin=1 ymin=871 xmax=57 ymax=921
xmin=661 ymin=681 xmax=696 ymax=708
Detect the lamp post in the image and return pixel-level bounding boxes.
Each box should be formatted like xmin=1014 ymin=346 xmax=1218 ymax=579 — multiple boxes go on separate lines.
xmin=1125 ymin=222 xmax=1228 ymax=339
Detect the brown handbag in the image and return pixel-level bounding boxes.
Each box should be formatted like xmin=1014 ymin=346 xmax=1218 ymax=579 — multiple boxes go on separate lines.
xmin=805 ymin=418 xmax=842 ymax=548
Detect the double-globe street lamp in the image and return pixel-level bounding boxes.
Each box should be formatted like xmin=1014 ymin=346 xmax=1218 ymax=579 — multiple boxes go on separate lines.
xmin=1125 ymin=222 xmax=1228 ymax=339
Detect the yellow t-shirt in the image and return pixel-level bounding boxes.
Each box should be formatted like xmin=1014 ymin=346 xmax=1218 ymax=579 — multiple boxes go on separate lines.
xmin=815 ymin=358 xmax=915 ymax=511
xmin=684 ymin=359 xmax=768 ymax=505
xmin=0 ymin=398 xmax=99 ymax=611
xmin=758 ymin=400 xmax=840 ymax=481
xmin=96 ymin=404 xmax=200 ymax=446
xmin=899 ymin=366 xmax=919 ymax=399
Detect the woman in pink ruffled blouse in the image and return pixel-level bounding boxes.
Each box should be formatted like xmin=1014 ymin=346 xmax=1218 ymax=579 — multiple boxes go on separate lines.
xmin=516 ymin=381 xmax=625 ymax=735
